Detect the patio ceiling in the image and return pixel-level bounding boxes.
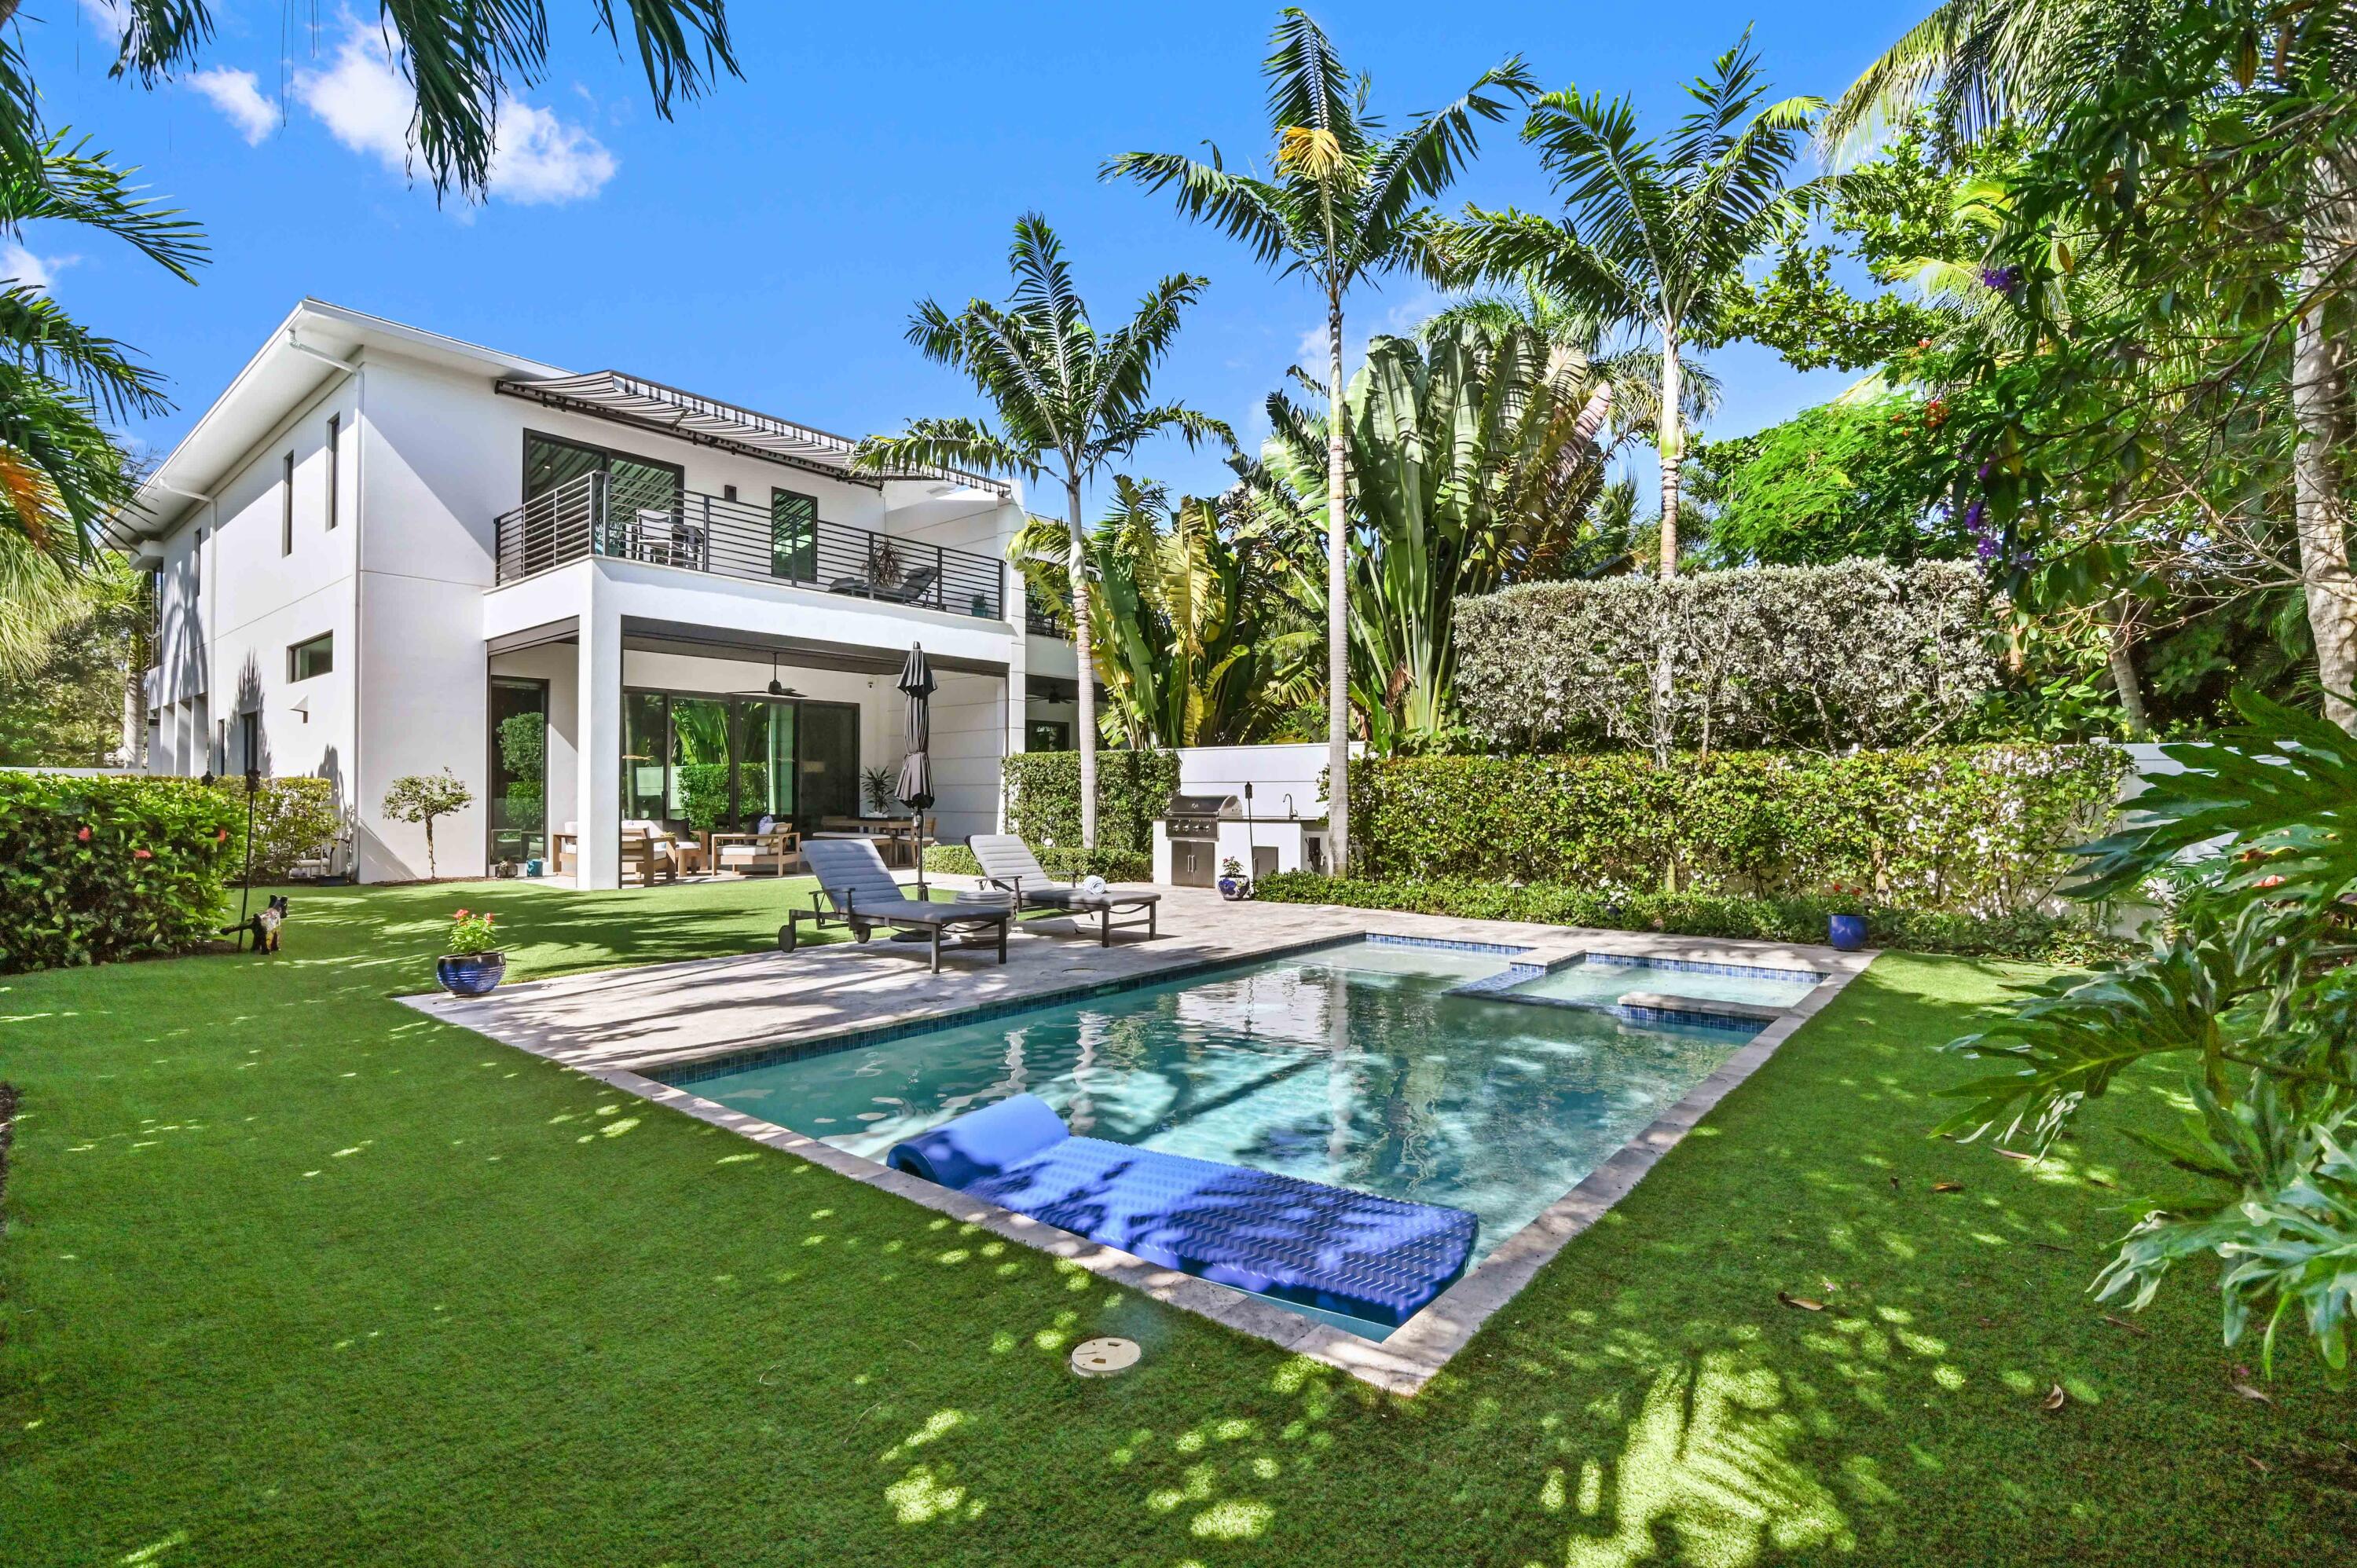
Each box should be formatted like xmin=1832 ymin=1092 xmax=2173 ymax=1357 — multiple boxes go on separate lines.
xmin=485 ymin=615 xmax=1010 ymax=677
xmin=494 ymin=370 xmax=1012 ymax=498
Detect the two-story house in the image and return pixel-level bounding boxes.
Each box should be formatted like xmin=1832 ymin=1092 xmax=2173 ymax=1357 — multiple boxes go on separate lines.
xmin=113 ymin=299 xmax=1083 ymax=888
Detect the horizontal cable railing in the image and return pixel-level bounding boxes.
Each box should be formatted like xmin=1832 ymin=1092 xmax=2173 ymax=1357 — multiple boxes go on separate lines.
xmin=492 ymin=471 xmax=1006 ymax=621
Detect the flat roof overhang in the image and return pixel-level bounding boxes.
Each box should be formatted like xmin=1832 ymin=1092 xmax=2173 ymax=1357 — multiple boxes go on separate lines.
xmin=487 ymin=614 xmax=1009 ymax=679
xmin=493 ymin=371 xmax=1011 ymax=498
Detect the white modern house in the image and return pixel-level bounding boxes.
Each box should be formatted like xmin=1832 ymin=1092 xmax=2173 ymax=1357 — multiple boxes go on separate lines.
xmin=111 ymin=299 xmax=1083 ymax=888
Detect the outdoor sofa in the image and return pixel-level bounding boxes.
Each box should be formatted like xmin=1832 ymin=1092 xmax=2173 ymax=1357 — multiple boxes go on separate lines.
xmin=968 ymin=833 xmax=1160 ymax=947
xmin=784 ymin=837 xmax=1012 ymax=973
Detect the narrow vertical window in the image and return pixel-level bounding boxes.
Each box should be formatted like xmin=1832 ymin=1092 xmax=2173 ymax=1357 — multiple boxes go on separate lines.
xmin=281 ymin=452 xmax=295 ymax=555
xmin=325 ymin=415 xmax=340 ymax=530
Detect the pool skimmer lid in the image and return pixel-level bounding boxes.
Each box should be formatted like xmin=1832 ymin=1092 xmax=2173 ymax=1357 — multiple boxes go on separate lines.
xmin=1070 ymin=1337 xmax=1141 ymax=1377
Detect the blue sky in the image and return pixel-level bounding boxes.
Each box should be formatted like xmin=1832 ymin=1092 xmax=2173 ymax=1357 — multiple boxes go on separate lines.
xmin=20 ymin=2 xmax=1910 ymax=515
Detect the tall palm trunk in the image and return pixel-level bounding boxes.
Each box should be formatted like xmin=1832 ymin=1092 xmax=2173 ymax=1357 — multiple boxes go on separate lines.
xmin=1325 ymin=298 xmax=1351 ymax=874
xmin=1656 ymin=332 xmax=1684 ymax=576
xmin=1065 ymin=476 xmax=1099 ymax=848
xmin=2106 ymin=608 xmax=2150 ymax=738
xmin=2294 ymin=156 xmax=2357 ymax=731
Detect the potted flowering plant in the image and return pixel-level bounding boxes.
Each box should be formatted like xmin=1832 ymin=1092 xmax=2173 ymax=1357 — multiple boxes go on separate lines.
xmin=1216 ymin=855 xmax=1250 ymax=901
xmin=436 ymin=907 xmax=506 ymax=995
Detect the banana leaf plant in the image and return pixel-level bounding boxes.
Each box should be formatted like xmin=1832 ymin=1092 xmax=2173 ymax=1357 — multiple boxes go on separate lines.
xmin=1252 ymin=319 xmax=1617 ymax=750
xmin=1014 ymin=480 xmax=1318 ymax=749
xmin=1941 ymin=690 xmax=2357 ymax=1376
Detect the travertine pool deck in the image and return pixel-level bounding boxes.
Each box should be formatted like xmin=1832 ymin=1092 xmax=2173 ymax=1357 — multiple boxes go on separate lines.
xmin=401 ymin=883 xmax=1874 ymax=1394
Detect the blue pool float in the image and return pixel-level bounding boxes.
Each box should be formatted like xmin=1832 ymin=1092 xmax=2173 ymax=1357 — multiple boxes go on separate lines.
xmin=887 ymin=1094 xmax=1478 ymax=1326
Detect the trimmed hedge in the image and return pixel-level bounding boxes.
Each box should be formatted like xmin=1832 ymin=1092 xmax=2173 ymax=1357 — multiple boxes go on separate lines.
xmin=1003 ymin=749 xmax=1181 ymax=856
xmin=1347 ymin=745 xmax=2128 ymax=918
xmin=0 ymin=772 xmax=240 ymax=971
xmin=923 ymin=842 xmax=1153 ymax=881
xmin=1255 ymin=872 xmax=2131 ymax=965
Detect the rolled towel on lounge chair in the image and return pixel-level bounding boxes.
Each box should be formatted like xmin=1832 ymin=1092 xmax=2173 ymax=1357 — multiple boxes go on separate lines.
xmin=888 ymin=1094 xmax=1477 ymax=1326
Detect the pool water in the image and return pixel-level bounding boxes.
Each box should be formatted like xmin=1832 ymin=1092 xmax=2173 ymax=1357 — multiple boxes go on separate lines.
xmin=665 ymin=940 xmax=1759 ymax=1337
xmin=1498 ymin=954 xmax=1822 ymax=1012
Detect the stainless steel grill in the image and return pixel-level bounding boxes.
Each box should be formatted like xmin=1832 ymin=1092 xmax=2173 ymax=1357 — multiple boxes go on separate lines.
xmin=492 ymin=471 xmax=1006 ymax=621
xmin=1162 ymin=793 xmax=1238 ymax=888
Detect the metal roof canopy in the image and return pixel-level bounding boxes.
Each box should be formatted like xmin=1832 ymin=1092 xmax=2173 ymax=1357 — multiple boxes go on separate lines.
xmin=496 ymin=371 xmax=1011 ymax=498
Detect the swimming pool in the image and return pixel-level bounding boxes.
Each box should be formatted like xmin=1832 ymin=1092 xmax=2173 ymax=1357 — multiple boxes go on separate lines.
xmin=662 ymin=937 xmax=1771 ymax=1337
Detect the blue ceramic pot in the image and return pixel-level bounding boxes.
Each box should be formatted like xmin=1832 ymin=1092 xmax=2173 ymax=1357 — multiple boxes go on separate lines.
xmin=1216 ymin=875 xmax=1248 ymax=901
xmin=436 ymin=951 xmax=507 ymax=996
xmin=1827 ymin=914 xmax=1868 ymax=952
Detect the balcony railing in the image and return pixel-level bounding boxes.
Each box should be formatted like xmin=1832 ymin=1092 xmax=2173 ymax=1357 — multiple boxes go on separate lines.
xmin=1023 ymin=583 xmax=1068 ymax=639
xmin=493 ymin=471 xmax=1006 ymax=621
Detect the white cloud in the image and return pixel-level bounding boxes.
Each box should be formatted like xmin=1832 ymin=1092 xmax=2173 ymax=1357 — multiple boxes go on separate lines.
xmin=189 ymin=67 xmax=279 ymax=145
xmin=3 ymin=243 xmax=79 ymax=292
xmin=485 ymin=98 xmax=618 ymax=204
xmin=293 ymin=21 xmax=615 ymax=203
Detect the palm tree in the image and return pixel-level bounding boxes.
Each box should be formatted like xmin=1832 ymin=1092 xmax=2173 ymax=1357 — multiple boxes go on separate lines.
xmin=11 ymin=0 xmax=740 ymax=200
xmin=852 ymin=215 xmax=1225 ymax=849
xmin=1443 ymin=34 xmax=1822 ymax=577
xmin=1105 ymin=8 xmax=1531 ymax=873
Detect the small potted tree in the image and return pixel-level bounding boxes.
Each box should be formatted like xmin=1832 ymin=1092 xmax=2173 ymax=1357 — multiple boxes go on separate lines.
xmin=437 ymin=907 xmax=505 ymax=995
xmin=383 ymin=769 xmax=475 ymax=879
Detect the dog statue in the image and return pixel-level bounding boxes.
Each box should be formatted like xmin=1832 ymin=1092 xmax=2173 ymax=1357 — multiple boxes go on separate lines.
xmin=225 ymin=895 xmax=290 ymax=954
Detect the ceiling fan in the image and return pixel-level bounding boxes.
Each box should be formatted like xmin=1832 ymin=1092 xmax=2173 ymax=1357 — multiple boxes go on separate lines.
xmin=731 ymin=651 xmax=801 ymax=699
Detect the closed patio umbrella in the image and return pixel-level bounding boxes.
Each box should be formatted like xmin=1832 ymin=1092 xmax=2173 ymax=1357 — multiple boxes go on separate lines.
xmin=897 ymin=643 xmax=936 ymax=898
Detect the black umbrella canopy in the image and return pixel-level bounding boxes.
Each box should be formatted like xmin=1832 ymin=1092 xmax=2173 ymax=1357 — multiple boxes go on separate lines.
xmin=896 ymin=643 xmax=935 ymax=812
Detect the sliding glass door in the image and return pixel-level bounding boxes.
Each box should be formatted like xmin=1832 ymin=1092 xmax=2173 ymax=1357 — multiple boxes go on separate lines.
xmin=618 ymin=691 xmax=855 ymax=833
xmin=486 ymin=677 xmax=548 ymax=865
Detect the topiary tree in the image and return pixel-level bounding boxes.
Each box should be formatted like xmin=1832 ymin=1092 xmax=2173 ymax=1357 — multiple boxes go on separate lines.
xmin=382 ymin=770 xmax=474 ymax=880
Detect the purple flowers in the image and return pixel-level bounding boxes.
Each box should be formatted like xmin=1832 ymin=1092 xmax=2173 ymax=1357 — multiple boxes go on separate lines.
xmin=1980 ymin=265 xmax=2021 ymax=295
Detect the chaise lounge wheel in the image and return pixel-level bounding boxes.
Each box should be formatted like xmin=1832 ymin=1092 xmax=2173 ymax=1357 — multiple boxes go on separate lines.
xmin=779 ymin=921 xmax=797 ymax=953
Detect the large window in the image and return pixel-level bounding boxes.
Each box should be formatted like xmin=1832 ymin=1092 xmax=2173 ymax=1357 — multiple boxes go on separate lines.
xmin=524 ymin=431 xmax=684 ymax=555
xmin=617 ymin=691 xmax=855 ymax=833
xmin=486 ymin=677 xmax=548 ymax=865
xmin=287 ymin=632 xmax=333 ymax=681
xmin=770 ymin=488 xmax=816 ymax=582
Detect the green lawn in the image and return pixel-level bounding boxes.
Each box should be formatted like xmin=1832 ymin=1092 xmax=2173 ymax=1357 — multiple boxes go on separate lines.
xmin=3 ymin=881 xmax=2352 ymax=1566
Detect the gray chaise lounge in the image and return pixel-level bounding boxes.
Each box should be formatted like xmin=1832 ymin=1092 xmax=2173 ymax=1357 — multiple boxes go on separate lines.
xmin=969 ymin=833 xmax=1160 ymax=947
xmin=784 ymin=837 xmax=1011 ymax=973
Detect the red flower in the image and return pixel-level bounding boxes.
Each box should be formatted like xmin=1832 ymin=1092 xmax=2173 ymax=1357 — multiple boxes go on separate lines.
xmin=76 ymin=826 xmax=91 ymax=842
xmin=216 ymin=828 xmax=229 ymax=843
xmin=453 ymin=909 xmax=468 ymax=919
xmin=133 ymin=848 xmax=152 ymax=860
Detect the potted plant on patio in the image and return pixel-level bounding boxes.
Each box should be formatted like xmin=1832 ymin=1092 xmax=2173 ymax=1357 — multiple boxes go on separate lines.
xmin=1217 ymin=855 xmax=1251 ymax=901
xmin=436 ymin=907 xmax=506 ymax=996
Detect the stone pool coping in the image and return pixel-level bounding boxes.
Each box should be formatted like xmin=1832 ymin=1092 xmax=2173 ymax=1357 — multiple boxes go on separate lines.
xmin=399 ymin=892 xmax=1875 ymax=1395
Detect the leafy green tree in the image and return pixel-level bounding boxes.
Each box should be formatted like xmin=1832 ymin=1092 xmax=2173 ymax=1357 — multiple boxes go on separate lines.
xmin=0 ymin=547 xmax=141 ymax=765
xmin=1250 ymin=320 xmax=1618 ymax=749
xmin=1105 ymin=8 xmax=1531 ymax=870
xmin=852 ymin=214 xmax=1222 ymax=849
xmin=1444 ymin=33 xmax=1823 ymax=577
xmin=1690 ymin=394 xmax=1971 ymax=566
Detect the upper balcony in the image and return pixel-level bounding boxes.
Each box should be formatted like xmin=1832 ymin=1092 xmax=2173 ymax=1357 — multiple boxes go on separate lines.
xmin=493 ymin=471 xmax=1007 ymax=622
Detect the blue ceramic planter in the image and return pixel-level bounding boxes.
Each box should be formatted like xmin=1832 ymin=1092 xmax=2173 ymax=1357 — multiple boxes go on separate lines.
xmin=436 ymin=951 xmax=507 ymax=996
xmin=1827 ymin=914 xmax=1868 ymax=952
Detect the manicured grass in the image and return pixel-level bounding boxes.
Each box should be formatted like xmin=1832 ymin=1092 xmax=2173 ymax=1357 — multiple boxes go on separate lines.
xmin=3 ymin=881 xmax=2353 ymax=1566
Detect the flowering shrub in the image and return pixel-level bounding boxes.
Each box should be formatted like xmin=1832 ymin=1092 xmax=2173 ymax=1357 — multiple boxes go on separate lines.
xmin=1344 ymin=744 xmax=2130 ymax=917
xmin=1455 ymin=559 xmax=1995 ymax=756
xmin=0 ymin=771 xmax=241 ymax=972
xmin=445 ymin=908 xmax=500 ymax=955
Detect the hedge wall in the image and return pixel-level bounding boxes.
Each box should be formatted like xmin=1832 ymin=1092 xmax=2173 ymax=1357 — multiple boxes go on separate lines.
xmin=1254 ymin=872 xmax=2130 ymax=965
xmin=1002 ymin=749 xmax=1181 ymax=855
xmin=0 ymin=772 xmax=241 ymax=972
xmin=1346 ymin=745 xmax=2128 ymax=918
xmin=213 ymin=776 xmax=340 ymax=884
